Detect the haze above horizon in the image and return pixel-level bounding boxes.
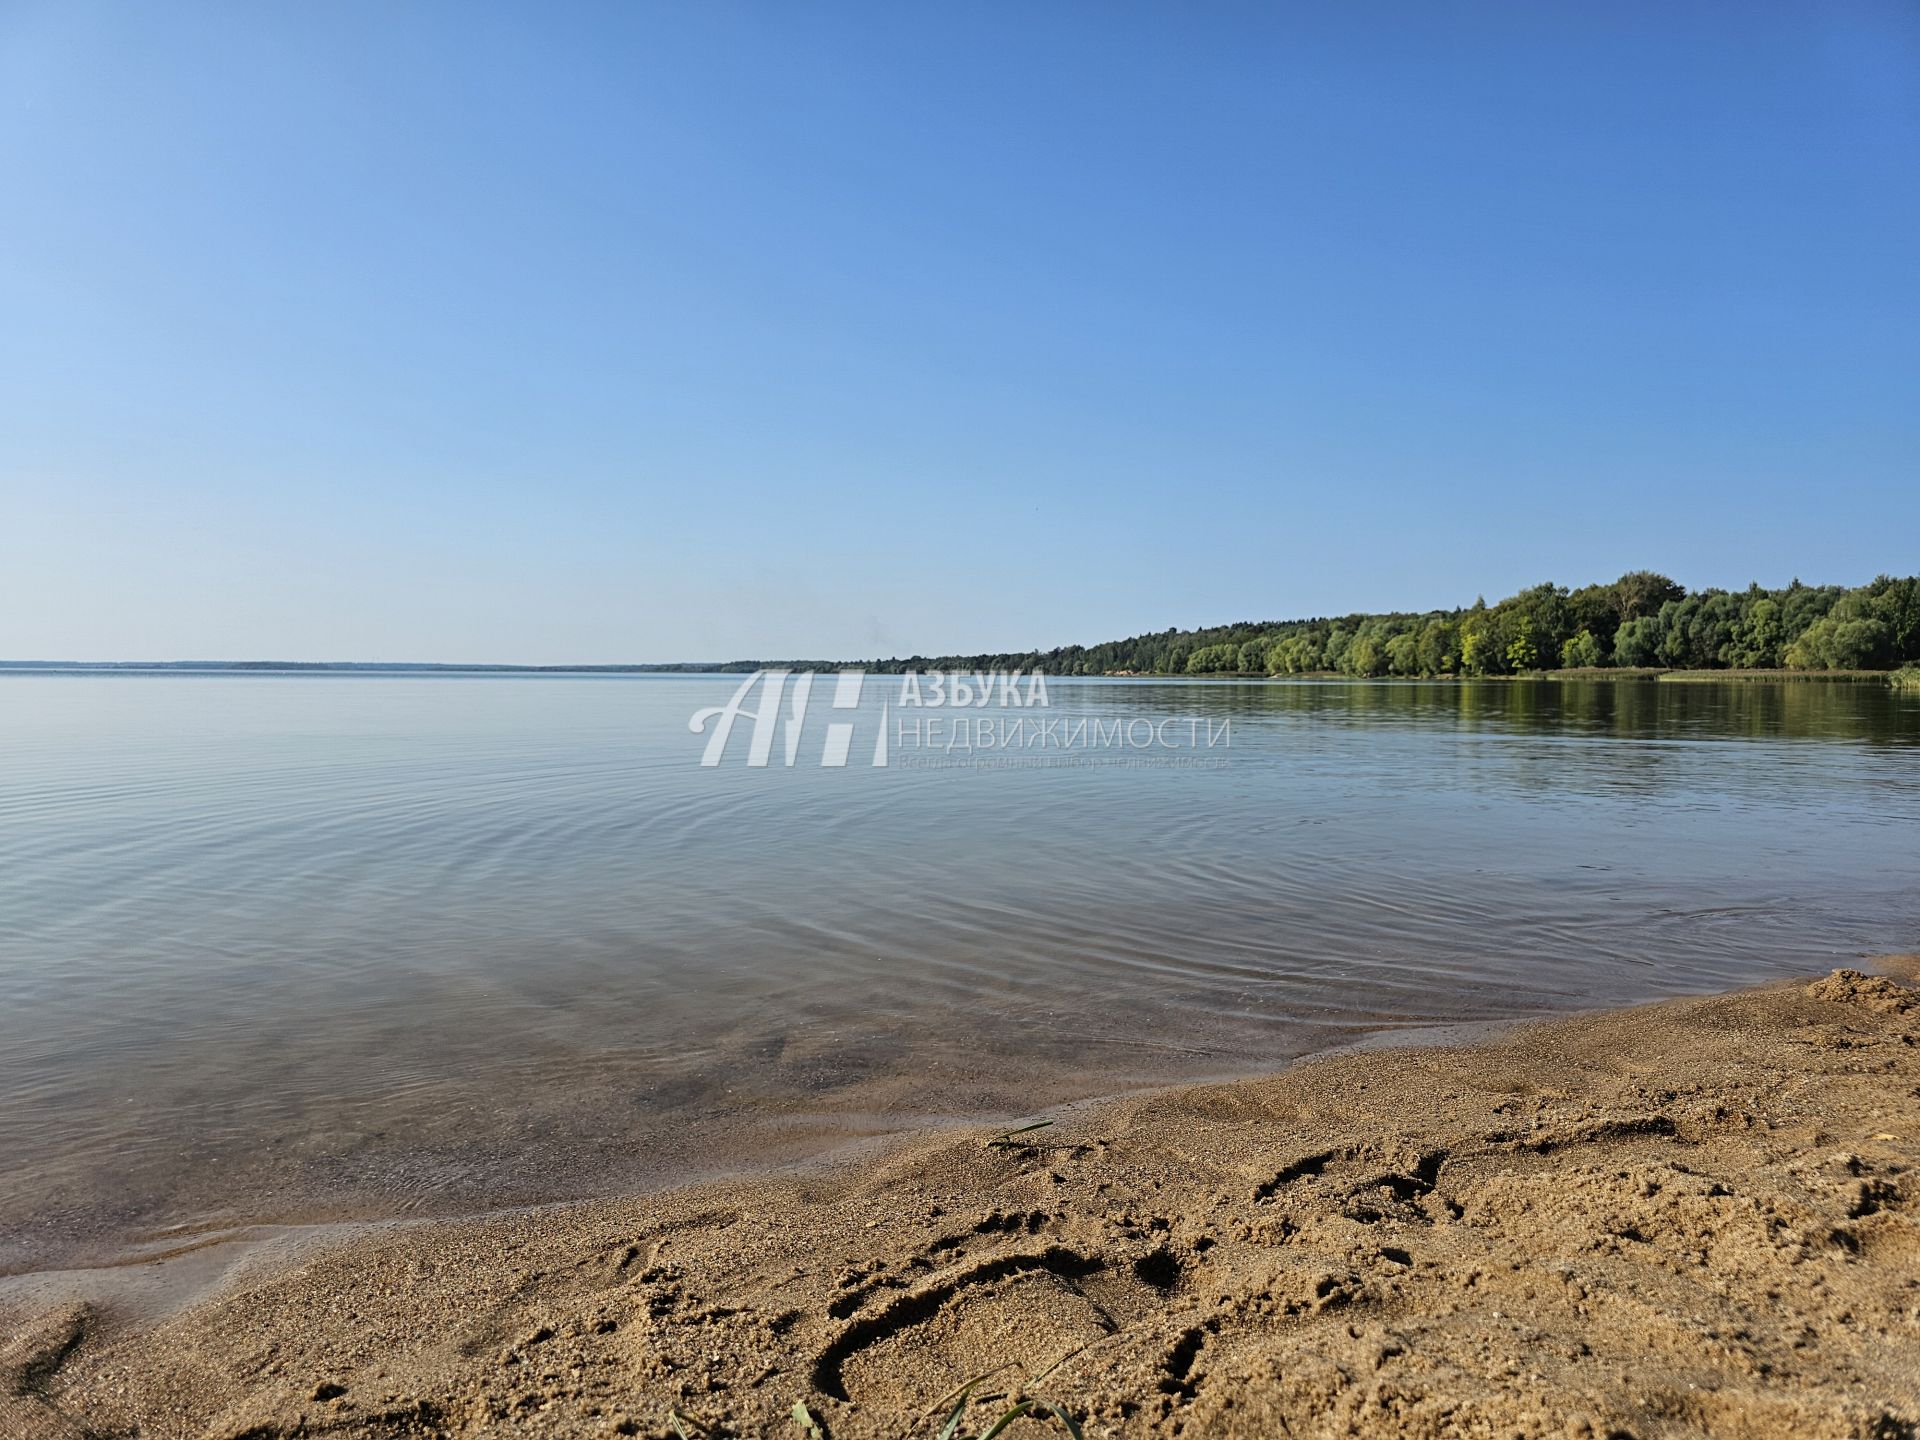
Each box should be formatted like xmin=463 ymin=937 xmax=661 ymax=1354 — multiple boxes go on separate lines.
xmin=3 ymin=3 xmax=1916 ymax=664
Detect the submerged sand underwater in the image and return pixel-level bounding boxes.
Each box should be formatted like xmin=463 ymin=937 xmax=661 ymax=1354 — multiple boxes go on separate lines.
xmin=6 ymin=961 xmax=1917 ymax=1439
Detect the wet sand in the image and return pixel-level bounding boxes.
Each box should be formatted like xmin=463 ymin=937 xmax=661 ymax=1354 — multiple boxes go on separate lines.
xmin=5 ymin=962 xmax=1918 ymax=1439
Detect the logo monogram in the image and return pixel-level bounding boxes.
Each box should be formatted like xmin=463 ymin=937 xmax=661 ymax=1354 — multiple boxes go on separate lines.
xmin=689 ymin=671 xmax=889 ymax=768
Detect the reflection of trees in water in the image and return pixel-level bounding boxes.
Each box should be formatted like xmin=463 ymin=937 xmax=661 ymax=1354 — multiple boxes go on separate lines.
xmin=1112 ymin=677 xmax=1913 ymax=745
xmin=1064 ymin=678 xmax=1918 ymax=808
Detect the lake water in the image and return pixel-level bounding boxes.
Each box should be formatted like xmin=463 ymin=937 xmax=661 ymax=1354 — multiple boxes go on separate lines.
xmin=2 ymin=673 xmax=1917 ymax=1271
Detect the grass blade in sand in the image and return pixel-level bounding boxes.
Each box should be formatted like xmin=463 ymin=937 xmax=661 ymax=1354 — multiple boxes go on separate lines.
xmin=986 ymin=1120 xmax=1055 ymax=1149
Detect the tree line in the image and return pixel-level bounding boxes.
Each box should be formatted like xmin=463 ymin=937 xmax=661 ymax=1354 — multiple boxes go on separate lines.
xmin=862 ymin=572 xmax=1920 ymax=679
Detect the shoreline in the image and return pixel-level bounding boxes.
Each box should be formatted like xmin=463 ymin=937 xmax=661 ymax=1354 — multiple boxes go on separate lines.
xmin=0 ymin=1015 xmax=1481 ymax=1297
xmin=1099 ymin=668 xmax=1906 ymax=684
xmin=1 ymin=666 xmax=1909 ymax=684
xmin=0 ymin=1007 xmax=1733 ymax=1286
xmin=6 ymin=962 xmax=1918 ymax=1439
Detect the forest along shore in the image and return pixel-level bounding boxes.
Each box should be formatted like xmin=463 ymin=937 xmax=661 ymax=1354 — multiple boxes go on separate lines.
xmin=861 ymin=571 xmax=1920 ymax=681
xmin=5 ymin=962 xmax=1917 ymax=1440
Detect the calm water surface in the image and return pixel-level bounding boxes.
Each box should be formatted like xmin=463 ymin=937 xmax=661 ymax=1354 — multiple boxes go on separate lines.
xmin=2 ymin=674 xmax=1917 ymax=1269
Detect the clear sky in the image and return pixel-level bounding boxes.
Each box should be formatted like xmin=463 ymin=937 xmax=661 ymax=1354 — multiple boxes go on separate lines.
xmin=2 ymin=3 xmax=1915 ymax=663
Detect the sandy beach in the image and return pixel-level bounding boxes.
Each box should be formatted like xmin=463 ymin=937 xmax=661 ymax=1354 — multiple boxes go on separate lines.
xmin=5 ymin=961 xmax=1917 ymax=1440
xmin=11 ymin=2 xmax=1918 ymax=1434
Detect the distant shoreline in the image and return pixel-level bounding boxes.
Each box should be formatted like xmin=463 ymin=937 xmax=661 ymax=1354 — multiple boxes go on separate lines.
xmin=1 ymin=662 xmax=1909 ymax=685
xmin=1105 ymin=666 xmax=1904 ymax=684
xmin=0 ymin=660 xmax=758 ymax=674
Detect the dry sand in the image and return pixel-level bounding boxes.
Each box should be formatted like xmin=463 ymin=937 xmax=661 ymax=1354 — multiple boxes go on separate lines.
xmin=5 ymin=963 xmax=1918 ymax=1440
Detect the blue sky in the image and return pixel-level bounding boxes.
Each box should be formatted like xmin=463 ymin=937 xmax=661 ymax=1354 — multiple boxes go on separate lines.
xmin=2 ymin=2 xmax=1915 ymax=662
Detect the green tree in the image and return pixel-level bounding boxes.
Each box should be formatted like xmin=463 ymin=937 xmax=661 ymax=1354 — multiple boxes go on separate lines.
xmin=1505 ymin=616 xmax=1540 ymax=672
xmin=1865 ymin=575 xmax=1920 ymax=662
xmin=1501 ymin=583 xmax=1571 ymax=667
xmin=1568 ymin=584 xmax=1621 ymax=656
xmin=1779 ymin=581 xmax=1844 ymax=641
xmin=1560 ymin=629 xmax=1603 ymax=668
xmin=1784 ymin=597 xmax=1892 ymax=669
xmin=1613 ymin=616 xmax=1662 ymax=667
xmin=1323 ymin=626 xmax=1354 ymax=674
xmin=1412 ymin=618 xmax=1454 ymax=675
xmin=1268 ymin=631 xmax=1326 ymax=674
xmin=1613 ymin=571 xmax=1685 ymax=622
xmin=1385 ymin=631 xmax=1419 ymax=676
xmin=1459 ymin=622 xmax=1493 ymax=675
xmin=1724 ymin=595 xmax=1783 ymax=668
xmin=1346 ymin=634 xmax=1386 ymax=676
xmin=1184 ymin=643 xmax=1239 ymax=674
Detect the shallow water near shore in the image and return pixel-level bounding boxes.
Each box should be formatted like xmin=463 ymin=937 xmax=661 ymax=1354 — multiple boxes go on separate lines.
xmin=2 ymin=673 xmax=1917 ymax=1271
